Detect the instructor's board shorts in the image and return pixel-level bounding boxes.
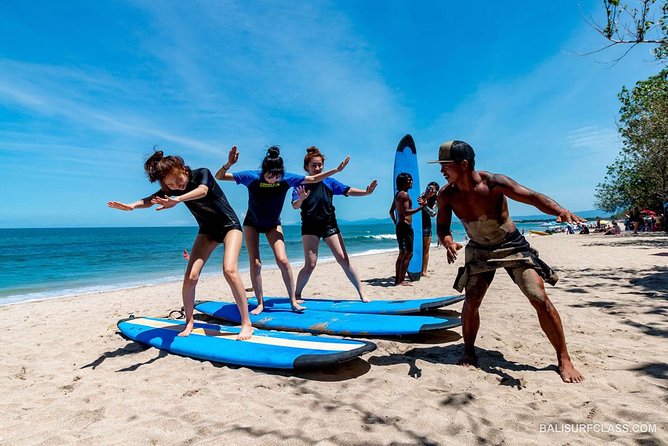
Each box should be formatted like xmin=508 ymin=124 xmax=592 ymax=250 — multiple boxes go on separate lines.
xmin=453 ymin=229 xmax=559 ymax=296
xmin=301 ymin=219 xmax=341 ymax=239
xmin=395 ymin=221 xmax=414 ymax=253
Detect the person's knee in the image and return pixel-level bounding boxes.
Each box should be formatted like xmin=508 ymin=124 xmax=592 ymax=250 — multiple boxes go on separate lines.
xmin=222 ymin=264 xmax=239 ymax=282
xmin=184 ymin=271 xmax=200 ymax=286
xmin=250 ymin=258 xmax=262 ymax=272
xmin=275 ymin=256 xmax=291 ymax=270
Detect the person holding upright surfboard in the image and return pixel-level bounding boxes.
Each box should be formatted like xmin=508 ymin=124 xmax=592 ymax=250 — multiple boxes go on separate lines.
xmin=215 ymin=145 xmax=349 ymax=315
xmin=291 ymin=146 xmax=377 ymax=302
xmin=107 ymin=150 xmax=253 ymax=340
xmin=431 ymin=140 xmax=585 ymax=383
xmin=389 ymin=173 xmax=426 ymax=286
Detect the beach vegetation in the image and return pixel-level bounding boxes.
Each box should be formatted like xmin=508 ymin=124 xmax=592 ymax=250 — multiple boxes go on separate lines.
xmin=595 ymin=0 xmax=668 ymax=61
xmin=595 ymin=68 xmax=668 ymax=212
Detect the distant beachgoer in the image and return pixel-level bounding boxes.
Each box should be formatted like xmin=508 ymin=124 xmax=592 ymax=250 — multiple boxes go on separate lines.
xmin=578 ymin=224 xmax=590 ymax=235
xmin=183 ymin=249 xmax=189 ymax=260
xmin=419 ymin=182 xmax=440 ymax=277
xmin=291 ymin=146 xmax=377 ymax=302
xmin=604 ymin=220 xmax=621 ymax=235
xmin=215 ymin=145 xmax=349 ymax=314
xmin=389 ymin=172 xmax=425 ymax=286
xmin=630 ymin=206 xmax=642 ymax=233
xmin=431 ymin=140 xmax=585 ymax=383
xmin=108 ymin=150 xmax=253 ymax=339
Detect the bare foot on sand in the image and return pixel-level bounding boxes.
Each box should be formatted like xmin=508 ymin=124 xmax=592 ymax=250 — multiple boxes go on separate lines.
xmin=177 ymin=320 xmax=195 ymax=337
xmin=559 ymin=361 xmax=585 ymax=383
xmin=360 ymin=296 xmax=371 ymax=303
xmin=237 ymin=324 xmax=254 ymax=340
xmin=251 ymin=304 xmax=264 ymax=315
xmin=457 ymin=351 xmax=478 ymax=367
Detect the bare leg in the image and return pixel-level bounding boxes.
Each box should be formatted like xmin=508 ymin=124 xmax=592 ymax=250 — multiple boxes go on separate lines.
xmin=397 ymin=251 xmax=413 ymax=285
xmin=324 ymin=233 xmax=369 ymax=301
xmin=222 ymin=229 xmax=253 ymax=340
xmin=180 ymin=234 xmax=218 ymax=337
xmin=421 ymin=235 xmax=431 ymax=277
xmin=459 ymin=271 xmax=494 ymax=365
xmin=266 ymin=226 xmax=304 ymax=311
xmin=243 ymin=226 xmax=264 ymax=315
xmin=295 ymin=235 xmax=320 ymax=301
xmin=512 ymin=268 xmax=584 ymax=383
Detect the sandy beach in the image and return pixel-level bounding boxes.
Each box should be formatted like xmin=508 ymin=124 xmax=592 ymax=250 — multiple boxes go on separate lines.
xmin=1 ymin=232 xmax=666 ymax=445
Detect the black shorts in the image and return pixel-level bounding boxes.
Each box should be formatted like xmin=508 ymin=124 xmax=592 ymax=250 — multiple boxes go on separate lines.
xmin=301 ymin=219 xmax=341 ymax=239
xmin=396 ymin=221 xmax=414 ymax=253
xmin=200 ymin=223 xmax=242 ymax=243
xmin=243 ymin=215 xmax=278 ymax=234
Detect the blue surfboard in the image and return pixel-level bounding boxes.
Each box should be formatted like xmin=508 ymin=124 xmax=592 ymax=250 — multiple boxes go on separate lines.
xmin=117 ymin=317 xmax=376 ymax=369
xmin=245 ymin=295 xmax=464 ymax=314
xmin=195 ymin=301 xmax=461 ymax=336
xmin=393 ymin=134 xmax=422 ymax=281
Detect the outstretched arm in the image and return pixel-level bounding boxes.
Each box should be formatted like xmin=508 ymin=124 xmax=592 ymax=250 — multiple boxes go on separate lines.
xmin=347 ymin=179 xmax=378 ymax=197
xmin=491 ymin=174 xmax=586 ymax=223
xmin=108 ymin=195 xmax=156 ymax=211
xmin=215 ymin=145 xmax=239 ymax=181
xmin=436 ymin=192 xmax=462 ymax=263
xmin=150 ymin=185 xmax=208 ymax=211
xmin=303 ymin=156 xmax=350 ymax=184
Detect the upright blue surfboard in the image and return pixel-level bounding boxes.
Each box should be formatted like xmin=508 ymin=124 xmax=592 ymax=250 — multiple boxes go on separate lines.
xmin=393 ymin=134 xmax=422 ymax=281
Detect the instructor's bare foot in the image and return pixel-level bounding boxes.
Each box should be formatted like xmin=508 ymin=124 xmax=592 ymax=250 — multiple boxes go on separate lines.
xmin=559 ymin=361 xmax=585 ymax=383
xmin=360 ymin=296 xmax=371 ymax=303
xmin=237 ymin=324 xmax=254 ymax=340
xmin=457 ymin=350 xmax=478 ymax=367
xmin=251 ymin=304 xmax=264 ymax=315
xmin=177 ymin=320 xmax=195 ymax=337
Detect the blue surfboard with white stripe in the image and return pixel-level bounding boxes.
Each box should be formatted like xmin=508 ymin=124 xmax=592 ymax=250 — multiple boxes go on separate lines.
xmin=393 ymin=134 xmax=423 ymax=281
xmin=195 ymin=301 xmax=461 ymax=336
xmin=245 ymin=295 xmax=464 ymax=314
xmin=117 ymin=317 xmax=376 ymax=369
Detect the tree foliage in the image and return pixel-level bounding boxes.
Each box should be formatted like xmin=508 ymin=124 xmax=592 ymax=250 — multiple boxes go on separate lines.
xmin=594 ymin=69 xmax=668 ymax=212
xmin=598 ymin=0 xmax=668 ymax=61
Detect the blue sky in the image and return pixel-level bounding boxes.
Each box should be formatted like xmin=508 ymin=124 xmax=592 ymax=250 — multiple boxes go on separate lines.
xmin=0 ymin=1 xmax=663 ymax=228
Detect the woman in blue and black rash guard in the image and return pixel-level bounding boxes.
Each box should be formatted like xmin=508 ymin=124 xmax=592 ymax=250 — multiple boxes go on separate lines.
xmin=216 ymin=145 xmax=349 ymax=314
xmin=291 ymin=146 xmax=377 ymax=302
xmin=107 ymin=150 xmax=253 ymax=339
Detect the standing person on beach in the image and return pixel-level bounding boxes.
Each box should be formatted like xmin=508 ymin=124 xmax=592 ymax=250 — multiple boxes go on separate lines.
xmin=291 ymin=146 xmax=378 ymax=302
xmin=107 ymin=150 xmax=253 ymax=339
xmin=389 ymin=173 xmax=425 ymax=286
xmin=420 ymin=181 xmax=439 ymax=277
xmin=215 ymin=145 xmax=349 ymax=314
xmin=431 ymin=140 xmax=585 ymax=383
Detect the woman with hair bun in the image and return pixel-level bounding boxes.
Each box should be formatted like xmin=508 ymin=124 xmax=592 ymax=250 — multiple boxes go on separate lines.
xmin=216 ymin=145 xmax=349 ymax=314
xmin=107 ymin=149 xmax=253 ymax=339
xmin=291 ymin=146 xmax=377 ymax=302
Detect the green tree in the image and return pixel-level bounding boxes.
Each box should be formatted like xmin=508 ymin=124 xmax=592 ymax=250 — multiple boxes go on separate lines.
xmin=595 ymin=69 xmax=668 ymax=212
xmin=596 ymin=0 xmax=668 ymax=61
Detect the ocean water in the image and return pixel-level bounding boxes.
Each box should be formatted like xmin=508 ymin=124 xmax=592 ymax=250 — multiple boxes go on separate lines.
xmin=0 ymin=221 xmax=553 ymax=305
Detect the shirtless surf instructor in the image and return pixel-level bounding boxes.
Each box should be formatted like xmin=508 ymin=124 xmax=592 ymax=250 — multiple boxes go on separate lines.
xmin=432 ymin=140 xmax=585 ymax=383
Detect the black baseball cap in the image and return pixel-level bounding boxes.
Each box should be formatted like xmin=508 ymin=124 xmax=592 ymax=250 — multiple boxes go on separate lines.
xmin=428 ymin=140 xmax=475 ymax=164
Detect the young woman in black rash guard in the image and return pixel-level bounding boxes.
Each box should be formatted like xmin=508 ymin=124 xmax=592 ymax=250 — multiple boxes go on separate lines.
xmin=108 ymin=150 xmax=253 ymax=339
xmin=291 ymin=146 xmax=377 ymax=302
xmin=216 ymin=145 xmax=349 ymax=314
